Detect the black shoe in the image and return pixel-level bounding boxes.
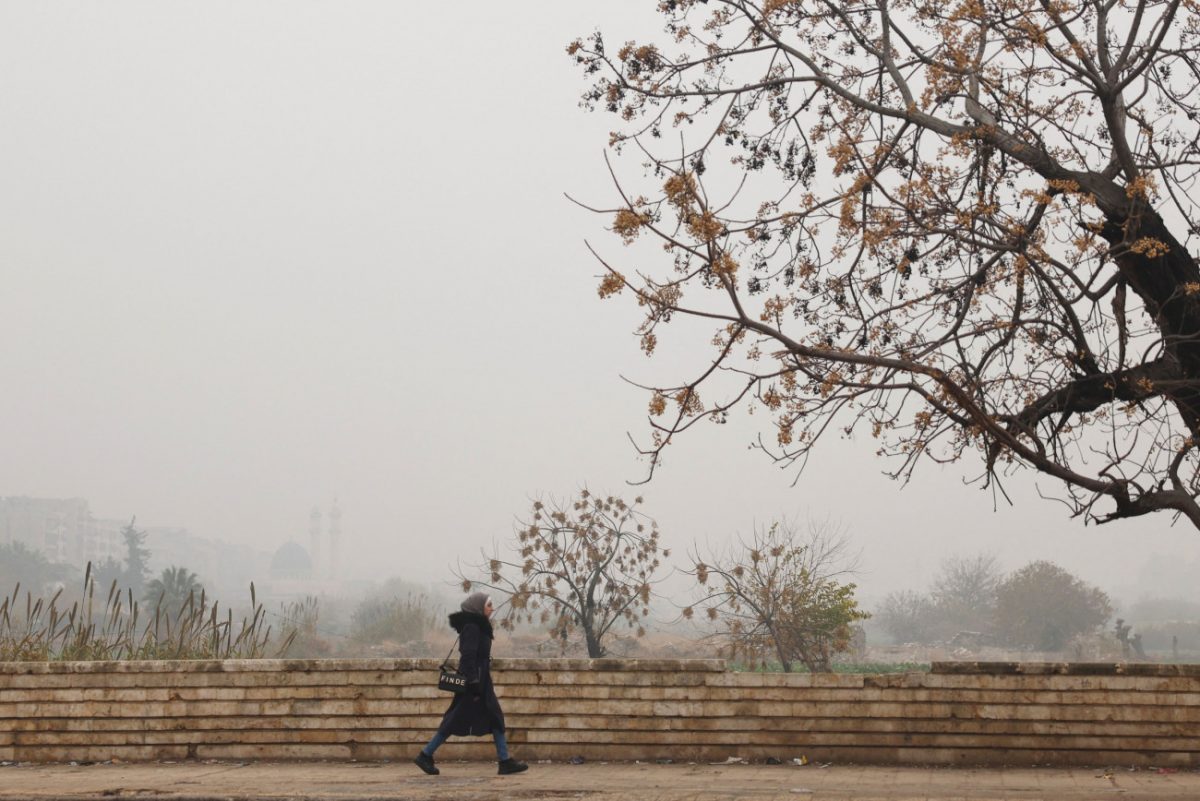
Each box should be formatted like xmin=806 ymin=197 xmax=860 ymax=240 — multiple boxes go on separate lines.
xmin=414 ymin=751 xmax=439 ymax=775
xmin=498 ymin=758 xmax=529 ymax=775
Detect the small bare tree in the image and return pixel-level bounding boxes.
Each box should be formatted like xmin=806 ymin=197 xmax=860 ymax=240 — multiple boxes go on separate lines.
xmin=458 ymin=490 xmax=668 ymax=657
xmin=876 ymin=589 xmax=938 ymax=645
xmin=930 ymin=554 xmax=1002 ymax=633
xmin=876 ymin=553 xmax=1002 ymax=643
xmin=685 ymin=518 xmax=866 ymax=672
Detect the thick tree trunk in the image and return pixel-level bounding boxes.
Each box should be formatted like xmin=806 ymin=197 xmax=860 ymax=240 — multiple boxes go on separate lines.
xmin=770 ymin=625 xmax=793 ymax=672
xmin=800 ymin=649 xmax=831 ymax=673
xmin=584 ymin=626 xmax=604 ymax=658
xmin=1101 ymin=205 xmax=1200 ymax=435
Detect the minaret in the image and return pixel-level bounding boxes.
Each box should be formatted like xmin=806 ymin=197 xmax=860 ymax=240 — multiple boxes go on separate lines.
xmin=328 ymin=498 xmax=341 ymax=582
xmin=309 ymin=507 xmax=322 ymax=581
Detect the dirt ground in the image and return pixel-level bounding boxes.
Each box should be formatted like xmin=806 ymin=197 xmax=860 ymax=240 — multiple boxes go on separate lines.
xmin=2 ymin=759 xmax=1200 ymax=801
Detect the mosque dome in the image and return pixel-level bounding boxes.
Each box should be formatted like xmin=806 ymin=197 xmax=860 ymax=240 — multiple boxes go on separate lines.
xmin=270 ymin=541 xmax=313 ymax=580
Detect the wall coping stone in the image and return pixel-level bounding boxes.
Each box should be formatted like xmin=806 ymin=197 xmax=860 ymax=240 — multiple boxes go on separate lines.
xmin=0 ymin=657 xmax=728 ymax=674
xmin=933 ymin=661 xmax=1200 ymax=677
xmin=3 ymin=659 xmax=1196 ymax=677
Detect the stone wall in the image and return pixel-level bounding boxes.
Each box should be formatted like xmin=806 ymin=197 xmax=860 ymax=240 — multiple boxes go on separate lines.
xmin=2 ymin=659 xmax=1199 ymax=765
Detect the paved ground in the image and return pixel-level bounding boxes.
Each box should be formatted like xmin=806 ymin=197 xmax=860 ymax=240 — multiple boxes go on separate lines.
xmin=2 ymin=760 xmax=1200 ymax=801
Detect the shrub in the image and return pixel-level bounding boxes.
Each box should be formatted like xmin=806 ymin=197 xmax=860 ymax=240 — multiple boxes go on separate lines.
xmin=350 ymin=592 xmax=438 ymax=648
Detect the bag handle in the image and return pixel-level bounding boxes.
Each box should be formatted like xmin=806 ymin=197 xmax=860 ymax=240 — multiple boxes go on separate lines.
xmin=440 ymin=635 xmax=461 ymax=669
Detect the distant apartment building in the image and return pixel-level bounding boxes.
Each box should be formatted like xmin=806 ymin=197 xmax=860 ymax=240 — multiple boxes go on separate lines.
xmin=143 ymin=525 xmax=270 ymax=601
xmin=0 ymin=496 xmax=272 ymax=601
xmin=0 ymin=496 xmax=98 ymax=564
xmin=85 ymin=517 xmax=125 ymax=566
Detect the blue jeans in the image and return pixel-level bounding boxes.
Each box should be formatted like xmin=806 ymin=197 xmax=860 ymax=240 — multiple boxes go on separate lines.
xmin=422 ymin=728 xmax=509 ymax=761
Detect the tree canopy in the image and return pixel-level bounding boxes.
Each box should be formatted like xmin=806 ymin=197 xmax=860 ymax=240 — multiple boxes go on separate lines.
xmin=686 ymin=518 xmax=867 ymax=671
xmin=573 ymin=0 xmax=1200 ymax=527
xmin=930 ymin=553 xmax=1001 ymax=630
xmin=458 ymin=490 xmax=667 ymax=657
xmin=877 ymin=553 xmax=1003 ymax=643
xmin=993 ymin=560 xmax=1112 ymax=649
xmin=0 ymin=542 xmax=73 ymax=596
xmin=143 ymin=565 xmax=204 ymax=614
xmin=121 ymin=517 xmax=151 ymax=599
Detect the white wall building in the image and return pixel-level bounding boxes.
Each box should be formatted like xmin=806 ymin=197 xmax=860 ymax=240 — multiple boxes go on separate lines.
xmin=1 ymin=496 xmax=100 ymax=565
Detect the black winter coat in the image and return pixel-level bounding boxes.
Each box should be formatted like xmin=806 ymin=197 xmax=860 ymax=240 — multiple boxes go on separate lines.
xmin=437 ymin=611 xmax=506 ymax=737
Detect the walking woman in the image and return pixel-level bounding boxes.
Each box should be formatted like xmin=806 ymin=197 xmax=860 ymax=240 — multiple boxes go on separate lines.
xmin=414 ymin=592 xmax=528 ymax=776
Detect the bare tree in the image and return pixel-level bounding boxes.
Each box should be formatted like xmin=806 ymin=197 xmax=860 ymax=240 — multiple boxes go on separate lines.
xmin=876 ymin=589 xmax=938 ymax=644
xmin=930 ymin=553 xmax=1002 ymax=632
xmin=685 ymin=518 xmax=867 ymax=671
xmin=571 ymin=1 xmax=1200 ymax=528
xmin=457 ymin=490 xmax=667 ymax=657
xmin=877 ymin=553 xmax=1000 ymax=643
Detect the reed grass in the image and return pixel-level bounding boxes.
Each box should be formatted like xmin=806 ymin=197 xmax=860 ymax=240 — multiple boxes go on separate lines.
xmin=0 ymin=562 xmax=296 ymax=661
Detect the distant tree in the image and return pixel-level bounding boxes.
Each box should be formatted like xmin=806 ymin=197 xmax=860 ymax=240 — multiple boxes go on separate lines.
xmin=686 ymin=519 xmax=867 ymax=672
xmin=875 ymin=590 xmax=937 ymax=645
xmin=0 ymin=542 xmax=72 ymax=595
xmin=1128 ymin=597 xmax=1200 ymax=623
xmin=929 ymin=554 xmax=1002 ymax=635
xmin=120 ymin=517 xmax=151 ymax=600
xmin=1134 ymin=620 xmax=1200 ymax=654
xmin=90 ymin=557 xmax=124 ymax=594
xmin=458 ymin=490 xmax=667 ymax=658
xmin=994 ymin=561 xmax=1112 ymax=651
xmin=144 ymin=566 xmax=204 ymax=614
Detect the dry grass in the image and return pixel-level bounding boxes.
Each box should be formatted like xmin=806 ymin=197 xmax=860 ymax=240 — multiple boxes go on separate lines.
xmin=0 ymin=562 xmax=294 ymax=661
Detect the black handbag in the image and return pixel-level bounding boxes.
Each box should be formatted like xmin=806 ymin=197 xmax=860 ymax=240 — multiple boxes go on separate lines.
xmin=437 ymin=636 xmax=468 ymax=694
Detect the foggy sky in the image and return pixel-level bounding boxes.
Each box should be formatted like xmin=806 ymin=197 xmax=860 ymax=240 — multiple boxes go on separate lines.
xmin=1 ymin=2 xmax=1195 ymax=609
